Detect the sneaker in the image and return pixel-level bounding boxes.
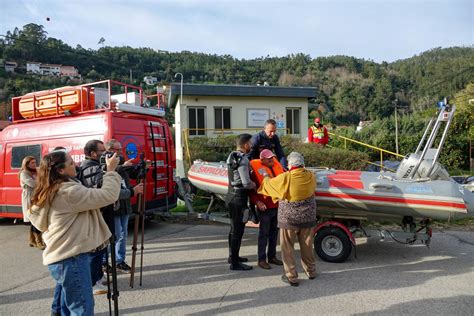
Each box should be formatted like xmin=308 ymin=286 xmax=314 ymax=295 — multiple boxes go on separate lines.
xmin=100 ymin=275 xmax=110 ymax=286
xmin=281 ymin=275 xmax=299 ymax=287
xmin=93 ymin=281 xmax=108 ymax=295
xmin=117 ymin=262 xmax=132 ymax=273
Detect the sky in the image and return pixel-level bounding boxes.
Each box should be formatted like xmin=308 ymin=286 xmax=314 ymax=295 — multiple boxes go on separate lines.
xmin=1 ymin=0 xmax=473 ymax=63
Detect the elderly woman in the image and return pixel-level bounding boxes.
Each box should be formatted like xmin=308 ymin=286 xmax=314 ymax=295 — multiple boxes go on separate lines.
xmin=258 ymin=151 xmax=317 ymax=287
xmin=29 ymin=150 xmax=121 ymax=315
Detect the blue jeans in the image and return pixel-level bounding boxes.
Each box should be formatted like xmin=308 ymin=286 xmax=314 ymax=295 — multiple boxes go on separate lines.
xmin=51 ymin=283 xmax=62 ymax=314
xmin=114 ymin=214 xmax=130 ymax=264
xmin=90 ymin=248 xmax=106 ymax=285
xmin=257 ymin=208 xmax=279 ymax=261
xmin=48 ymin=253 xmax=94 ymax=316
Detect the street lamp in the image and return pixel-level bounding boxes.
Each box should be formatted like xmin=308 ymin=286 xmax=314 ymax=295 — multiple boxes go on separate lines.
xmin=174 ymin=73 xmax=183 ymax=106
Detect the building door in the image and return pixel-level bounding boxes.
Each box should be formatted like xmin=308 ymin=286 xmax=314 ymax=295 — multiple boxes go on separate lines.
xmin=188 ymin=107 xmax=206 ymax=136
xmin=286 ymin=108 xmax=301 ymax=134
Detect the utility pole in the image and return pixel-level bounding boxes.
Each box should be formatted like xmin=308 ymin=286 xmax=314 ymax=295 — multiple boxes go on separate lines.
xmin=394 ymin=99 xmax=399 ymax=155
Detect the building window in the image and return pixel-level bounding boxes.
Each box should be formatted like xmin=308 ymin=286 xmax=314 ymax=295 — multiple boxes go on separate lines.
xmin=188 ymin=107 xmax=206 ymax=136
xmin=286 ymin=108 xmax=301 ymax=134
xmin=11 ymin=145 xmax=42 ymax=169
xmin=214 ymin=107 xmax=231 ymax=130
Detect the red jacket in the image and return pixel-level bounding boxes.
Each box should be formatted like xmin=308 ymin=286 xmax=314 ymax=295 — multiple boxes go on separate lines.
xmin=308 ymin=125 xmax=329 ymax=145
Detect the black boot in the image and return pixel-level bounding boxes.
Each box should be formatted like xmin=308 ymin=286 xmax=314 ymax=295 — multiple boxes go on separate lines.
xmin=230 ymin=262 xmax=252 ymax=271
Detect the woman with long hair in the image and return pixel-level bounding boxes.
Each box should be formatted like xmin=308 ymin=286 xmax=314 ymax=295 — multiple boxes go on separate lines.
xmin=29 ymin=149 xmax=121 ymax=315
xmin=19 ymin=155 xmax=44 ymax=248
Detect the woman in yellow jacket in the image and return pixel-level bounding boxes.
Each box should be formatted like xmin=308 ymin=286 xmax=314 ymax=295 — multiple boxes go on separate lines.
xmin=258 ymin=151 xmax=317 ymax=286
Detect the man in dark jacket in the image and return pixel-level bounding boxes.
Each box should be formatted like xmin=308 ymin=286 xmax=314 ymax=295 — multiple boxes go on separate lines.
xmin=249 ymin=119 xmax=287 ymax=168
xmin=77 ymin=139 xmax=110 ymax=295
xmin=105 ymin=139 xmax=144 ymax=273
xmin=226 ymin=134 xmax=256 ymax=271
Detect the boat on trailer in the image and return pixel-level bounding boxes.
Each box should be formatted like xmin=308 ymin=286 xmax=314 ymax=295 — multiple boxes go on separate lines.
xmin=186 ymin=101 xmax=474 ymax=262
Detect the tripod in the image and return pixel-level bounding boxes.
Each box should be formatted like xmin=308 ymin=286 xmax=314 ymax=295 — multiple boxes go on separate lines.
xmin=105 ymin=234 xmax=119 ymax=316
xmin=130 ymin=154 xmax=147 ymax=288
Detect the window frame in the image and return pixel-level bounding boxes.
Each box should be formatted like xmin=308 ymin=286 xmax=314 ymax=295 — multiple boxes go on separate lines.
xmin=11 ymin=144 xmax=42 ymax=169
xmin=187 ymin=106 xmax=206 ymax=136
xmin=286 ymin=107 xmax=301 ymax=135
xmin=214 ymin=106 xmax=232 ymax=133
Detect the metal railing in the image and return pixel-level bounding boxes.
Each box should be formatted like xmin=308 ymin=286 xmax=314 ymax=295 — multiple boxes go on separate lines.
xmin=328 ymin=132 xmax=405 ymax=171
xmin=181 ymin=128 xmax=403 ymax=172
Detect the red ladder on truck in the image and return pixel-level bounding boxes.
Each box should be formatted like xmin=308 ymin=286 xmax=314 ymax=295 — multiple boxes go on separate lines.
xmin=147 ymin=121 xmax=170 ymax=212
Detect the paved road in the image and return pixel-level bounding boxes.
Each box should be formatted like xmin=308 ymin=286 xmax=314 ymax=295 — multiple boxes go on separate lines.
xmin=1 ymin=219 xmax=473 ymax=315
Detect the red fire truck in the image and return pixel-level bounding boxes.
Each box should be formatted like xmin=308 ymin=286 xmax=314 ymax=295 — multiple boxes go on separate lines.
xmin=0 ymin=80 xmax=177 ymax=219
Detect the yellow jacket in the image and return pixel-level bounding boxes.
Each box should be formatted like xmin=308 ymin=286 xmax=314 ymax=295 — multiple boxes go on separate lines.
xmin=258 ymin=168 xmax=315 ymax=203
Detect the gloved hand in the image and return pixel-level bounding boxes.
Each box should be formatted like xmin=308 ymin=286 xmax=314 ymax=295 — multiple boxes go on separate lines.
xmin=258 ymin=168 xmax=268 ymax=177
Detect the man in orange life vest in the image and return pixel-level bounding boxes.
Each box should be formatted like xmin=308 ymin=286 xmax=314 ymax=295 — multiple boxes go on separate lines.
xmin=308 ymin=117 xmax=329 ymax=146
xmin=249 ymin=149 xmax=284 ymax=269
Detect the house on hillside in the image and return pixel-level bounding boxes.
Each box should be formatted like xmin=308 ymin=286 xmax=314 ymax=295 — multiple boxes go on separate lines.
xmin=168 ymin=83 xmax=316 ymax=176
xmin=27 ymin=62 xmax=79 ymax=78
xmin=60 ymin=65 xmax=79 ymax=78
xmin=144 ymin=76 xmax=158 ymax=85
xmin=4 ymin=61 xmax=17 ymax=73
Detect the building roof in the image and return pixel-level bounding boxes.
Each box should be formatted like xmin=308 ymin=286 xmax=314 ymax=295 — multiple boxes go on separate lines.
xmin=168 ymin=83 xmax=316 ymax=107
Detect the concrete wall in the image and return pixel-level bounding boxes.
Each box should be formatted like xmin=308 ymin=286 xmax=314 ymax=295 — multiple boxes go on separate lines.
xmin=178 ymin=95 xmax=308 ymax=137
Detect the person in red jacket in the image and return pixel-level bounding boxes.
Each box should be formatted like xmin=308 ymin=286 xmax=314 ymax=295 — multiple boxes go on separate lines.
xmin=249 ymin=149 xmax=285 ymax=269
xmin=308 ymin=117 xmax=329 ymax=146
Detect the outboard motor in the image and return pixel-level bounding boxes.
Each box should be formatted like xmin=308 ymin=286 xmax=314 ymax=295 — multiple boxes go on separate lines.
xmin=395 ymin=99 xmax=454 ymax=181
xmin=396 ymin=153 xmax=450 ymax=180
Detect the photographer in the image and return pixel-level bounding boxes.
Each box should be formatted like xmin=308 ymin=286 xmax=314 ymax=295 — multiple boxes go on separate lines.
xmin=77 ymin=139 xmax=111 ymax=295
xmin=29 ymin=149 xmax=121 ymax=315
xmin=105 ymin=139 xmax=144 ymax=273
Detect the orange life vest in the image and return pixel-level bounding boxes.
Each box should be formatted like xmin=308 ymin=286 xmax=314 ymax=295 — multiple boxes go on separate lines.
xmin=250 ymin=158 xmax=285 ymax=184
xmin=249 ymin=158 xmax=285 ymax=209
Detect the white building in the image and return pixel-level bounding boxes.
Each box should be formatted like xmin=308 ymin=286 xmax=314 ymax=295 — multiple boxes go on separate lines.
xmin=4 ymin=61 xmax=17 ymax=73
xmin=144 ymin=76 xmax=158 ymax=86
xmin=26 ymin=62 xmax=41 ymax=74
xmin=168 ymin=83 xmax=315 ymax=177
xmin=27 ymin=62 xmax=78 ymax=77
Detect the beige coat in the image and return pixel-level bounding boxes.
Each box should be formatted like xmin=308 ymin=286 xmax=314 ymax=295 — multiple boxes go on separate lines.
xmin=20 ymin=171 xmax=36 ymax=223
xmin=29 ymin=172 xmax=121 ymax=265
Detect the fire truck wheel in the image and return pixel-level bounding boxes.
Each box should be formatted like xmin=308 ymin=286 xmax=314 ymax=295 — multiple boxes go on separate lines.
xmin=314 ymin=227 xmax=352 ymax=263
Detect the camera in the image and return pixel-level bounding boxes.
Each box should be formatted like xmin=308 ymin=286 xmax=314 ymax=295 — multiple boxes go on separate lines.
xmin=100 ymin=151 xmax=125 ymax=165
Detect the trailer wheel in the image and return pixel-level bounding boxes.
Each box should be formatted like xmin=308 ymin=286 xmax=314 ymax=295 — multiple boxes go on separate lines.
xmin=314 ymin=227 xmax=352 ymax=263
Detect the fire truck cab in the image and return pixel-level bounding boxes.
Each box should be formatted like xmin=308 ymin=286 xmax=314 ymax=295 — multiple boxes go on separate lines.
xmin=0 ymin=80 xmax=177 ymax=219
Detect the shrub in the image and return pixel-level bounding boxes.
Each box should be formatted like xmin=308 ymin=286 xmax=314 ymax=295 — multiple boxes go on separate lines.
xmin=186 ymin=135 xmax=369 ymax=171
